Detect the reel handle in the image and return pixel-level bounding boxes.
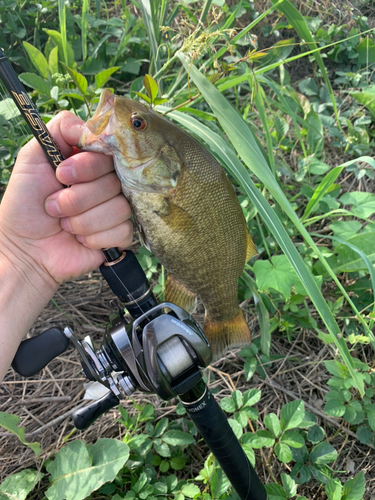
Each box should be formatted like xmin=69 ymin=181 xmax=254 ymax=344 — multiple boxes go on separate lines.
xmin=12 ymin=327 xmax=70 ymax=377
xmin=72 ymin=392 xmax=120 ymax=430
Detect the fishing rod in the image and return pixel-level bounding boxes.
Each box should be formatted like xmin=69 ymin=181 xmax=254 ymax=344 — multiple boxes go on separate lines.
xmin=1 ymin=48 xmax=267 ymax=500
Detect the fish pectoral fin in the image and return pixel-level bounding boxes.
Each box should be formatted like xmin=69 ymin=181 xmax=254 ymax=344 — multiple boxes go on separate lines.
xmin=136 ymin=220 xmax=151 ymax=251
xmin=154 ymin=198 xmax=195 ymax=230
xmin=203 ymin=308 xmax=251 ymax=361
xmin=245 ymin=231 xmax=257 ymax=262
xmin=165 ymin=275 xmax=197 ymax=314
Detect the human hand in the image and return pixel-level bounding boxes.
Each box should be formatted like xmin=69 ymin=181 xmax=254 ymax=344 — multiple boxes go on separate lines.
xmin=0 ymin=110 xmax=133 ymax=287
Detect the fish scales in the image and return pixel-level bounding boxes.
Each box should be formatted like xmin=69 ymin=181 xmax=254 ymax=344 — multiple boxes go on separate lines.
xmin=78 ymin=89 xmax=257 ymax=359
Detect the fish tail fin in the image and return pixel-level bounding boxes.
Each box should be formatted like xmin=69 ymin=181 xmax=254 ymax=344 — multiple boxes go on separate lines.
xmin=165 ymin=275 xmax=197 ymax=313
xmin=203 ymin=308 xmax=251 ymax=360
xmin=245 ymin=231 xmax=257 ymax=262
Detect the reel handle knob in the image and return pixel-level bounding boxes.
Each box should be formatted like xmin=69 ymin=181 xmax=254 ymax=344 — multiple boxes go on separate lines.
xmin=12 ymin=327 xmax=70 ymax=377
xmin=72 ymin=392 xmax=120 ymax=430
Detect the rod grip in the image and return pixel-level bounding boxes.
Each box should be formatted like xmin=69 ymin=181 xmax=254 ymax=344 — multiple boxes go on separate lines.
xmin=182 ymin=388 xmax=267 ymax=500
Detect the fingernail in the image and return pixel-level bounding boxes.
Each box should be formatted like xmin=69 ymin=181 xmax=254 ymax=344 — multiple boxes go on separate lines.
xmin=58 ymin=166 xmax=77 ymax=183
xmin=45 ymin=199 xmax=62 ymax=216
xmin=61 ymin=217 xmax=72 ymax=232
xmin=76 ymin=235 xmax=84 ymax=243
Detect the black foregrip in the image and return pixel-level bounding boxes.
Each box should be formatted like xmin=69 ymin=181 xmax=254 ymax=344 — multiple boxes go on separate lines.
xmin=100 ymin=250 xmax=146 ymax=299
xmin=72 ymin=391 xmax=120 ymax=430
xmin=183 ymin=389 xmax=267 ymax=500
xmin=12 ymin=328 xmax=70 ymax=377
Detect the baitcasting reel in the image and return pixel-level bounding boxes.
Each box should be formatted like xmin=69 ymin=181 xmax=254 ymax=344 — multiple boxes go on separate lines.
xmin=12 ymin=250 xmax=212 ymax=430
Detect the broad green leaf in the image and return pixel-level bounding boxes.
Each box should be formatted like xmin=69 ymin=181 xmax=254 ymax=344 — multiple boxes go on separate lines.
xmin=244 ymin=430 xmax=275 ymax=448
xmin=220 ymin=397 xmax=236 ymax=413
xmin=275 ymin=442 xmax=293 ymax=463
xmin=281 ymin=430 xmax=305 ymax=448
xmin=0 ymin=412 xmax=41 ymax=455
xmin=61 ymin=64 xmax=88 ymax=95
xmin=309 ymin=442 xmax=338 ymax=465
xmin=175 ymin=53 xmax=364 ymax=395
xmin=134 ymin=92 xmax=152 ymax=104
xmin=23 ymin=41 xmax=49 ymax=79
xmin=43 ymin=29 xmax=75 ymax=69
xmin=265 ymin=483 xmax=287 ymax=500
xmin=181 ymin=484 xmax=200 ymax=498
xmin=0 ymin=98 xmax=20 ymax=119
xmin=307 ymin=425 xmax=325 ymax=444
xmin=324 ymin=399 xmax=346 ymax=417
xmin=243 ymin=388 xmax=261 ymax=407
xmin=342 ymin=471 xmax=365 ymax=500
xmin=264 ymin=413 xmax=281 ymax=438
xmin=325 ymin=479 xmax=342 ymax=500
xmin=281 ymin=474 xmax=297 ymax=497
xmin=0 ymin=469 xmax=42 ymax=500
xmin=253 ymin=255 xmax=301 ymax=300
xmin=19 ymin=73 xmax=51 ymax=96
xmin=244 ymin=356 xmax=257 ymax=381
xmin=340 ymin=191 xmax=375 ymax=219
xmin=350 ymin=86 xmax=375 ymax=120
xmin=45 ymin=439 xmax=129 ymax=500
xmin=143 ymin=74 xmax=159 ymax=102
xmin=228 ymin=418 xmax=243 ymax=439
xmin=161 ymin=431 xmax=194 ymax=446
xmin=95 ymin=67 xmax=120 ymax=90
xmin=154 ymin=417 xmax=168 ymax=438
xmin=170 ymin=456 xmax=185 ymax=470
xmin=231 ymin=390 xmax=243 ymax=409
xmin=154 ymin=440 xmax=171 ymax=458
xmin=280 ymin=400 xmax=305 ymax=431
xmin=49 ymin=46 xmax=59 ymax=76
xmin=210 ymin=467 xmax=231 ymax=498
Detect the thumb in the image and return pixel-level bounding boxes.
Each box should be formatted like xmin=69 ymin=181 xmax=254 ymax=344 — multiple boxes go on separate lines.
xmin=16 ymin=110 xmax=86 ymax=169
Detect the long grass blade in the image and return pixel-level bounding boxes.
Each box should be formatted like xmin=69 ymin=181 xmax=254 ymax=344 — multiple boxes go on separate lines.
xmin=139 ymin=0 xmax=161 ymax=74
xmin=82 ymin=0 xmax=89 ymax=61
xmin=175 ymin=53 xmax=368 ymax=394
xmin=58 ymin=0 xmax=68 ymax=66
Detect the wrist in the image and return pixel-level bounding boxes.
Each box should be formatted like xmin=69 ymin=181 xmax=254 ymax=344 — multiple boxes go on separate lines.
xmin=0 ymin=231 xmax=59 ymax=381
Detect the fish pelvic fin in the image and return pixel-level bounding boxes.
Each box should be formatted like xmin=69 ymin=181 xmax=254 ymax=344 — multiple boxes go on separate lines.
xmin=203 ymin=308 xmax=251 ymax=361
xmin=165 ymin=275 xmax=197 ymax=314
xmin=245 ymin=231 xmax=257 ymax=262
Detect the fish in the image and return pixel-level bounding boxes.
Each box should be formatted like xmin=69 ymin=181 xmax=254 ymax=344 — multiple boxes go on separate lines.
xmin=78 ymin=89 xmax=257 ymax=359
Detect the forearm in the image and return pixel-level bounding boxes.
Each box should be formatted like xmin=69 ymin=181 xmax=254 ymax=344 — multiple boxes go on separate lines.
xmin=0 ymin=236 xmax=59 ymax=382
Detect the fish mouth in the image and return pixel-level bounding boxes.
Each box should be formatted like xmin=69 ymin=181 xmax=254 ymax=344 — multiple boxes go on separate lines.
xmin=78 ymin=90 xmax=119 ymax=150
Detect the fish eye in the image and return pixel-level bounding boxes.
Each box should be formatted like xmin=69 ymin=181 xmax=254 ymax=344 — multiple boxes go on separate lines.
xmin=131 ymin=115 xmax=147 ymax=130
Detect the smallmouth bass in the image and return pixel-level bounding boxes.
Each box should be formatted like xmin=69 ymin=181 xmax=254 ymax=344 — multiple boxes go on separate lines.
xmin=78 ymin=89 xmax=257 ymax=359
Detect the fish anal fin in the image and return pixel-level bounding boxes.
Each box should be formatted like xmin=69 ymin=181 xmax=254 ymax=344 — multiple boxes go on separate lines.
xmin=203 ymin=308 xmax=251 ymax=361
xmin=245 ymin=231 xmax=257 ymax=262
xmin=165 ymin=275 xmax=197 ymax=314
